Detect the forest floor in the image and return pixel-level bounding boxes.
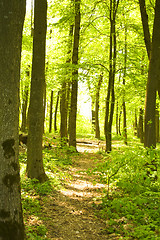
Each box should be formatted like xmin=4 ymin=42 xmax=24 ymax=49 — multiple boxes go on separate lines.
xmin=21 ymin=137 xmax=160 ymax=239
xmin=23 ymin=139 xmax=121 ymax=239
xmin=40 ymin=140 xmax=113 ymax=240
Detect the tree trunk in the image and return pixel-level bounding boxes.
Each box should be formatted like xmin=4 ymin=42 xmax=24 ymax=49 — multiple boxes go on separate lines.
xmin=49 ymin=90 xmax=53 ymax=133
xmin=116 ymin=101 xmax=119 ymax=135
xmin=144 ymin=0 xmax=160 ymax=148
xmin=139 ymin=0 xmax=160 ymax=148
xmin=119 ymin=108 xmax=122 ymax=136
xmin=139 ymin=0 xmax=151 ymax=58
xmin=69 ymin=0 xmax=81 ymax=149
xmin=122 ymin=25 xmax=127 ymax=145
xmin=104 ymin=0 xmax=119 ymax=152
xmin=95 ymin=73 xmax=103 ymax=139
xmin=60 ymin=25 xmax=73 ymax=142
xmin=138 ymin=108 xmax=144 ymax=143
xmin=0 ymin=1 xmax=25 ymax=239
xmin=27 ymin=0 xmax=47 ymax=182
xmin=155 ymin=106 xmax=159 ymax=143
xmin=21 ymin=84 xmax=29 ymax=133
xmin=133 ymin=109 xmax=138 ymax=136
xmin=91 ymin=100 xmax=96 ymax=133
xmin=43 ymin=81 xmax=46 ymax=133
xmin=54 ymin=91 xmax=60 ymax=132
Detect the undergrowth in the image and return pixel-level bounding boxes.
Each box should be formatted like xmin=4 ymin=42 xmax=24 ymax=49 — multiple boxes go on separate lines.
xmin=91 ymin=147 xmax=160 ymax=239
xmin=19 ymin=137 xmax=75 ymax=239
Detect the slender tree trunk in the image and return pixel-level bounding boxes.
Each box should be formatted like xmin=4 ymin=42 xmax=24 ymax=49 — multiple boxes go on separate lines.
xmin=43 ymin=81 xmax=46 ymax=133
xmin=155 ymin=106 xmax=159 ymax=143
xmin=0 ymin=1 xmax=26 ymax=239
xmin=119 ymin=108 xmax=122 ymax=136
xmin=54 ymin=91 xmax=60 ymax=132
xmin=133 ymin=109 xmax=138 ymax=136
xmin=69 ymin=0 xmax=81 ymax=149
xmin=104 ymin=0 xmax=119 ymax=152
xmin=49 ymin=90 xmax=53 ymax=133
xmin=60 ymin=25 xmax=73 ymax=142
xmin=139 ymin=108 xmax=144 ymax=143
xmin=91 ymin=98 xmax=96 ymax=133
xmin=95 ymin=73 xmax=103 ymax=139
xmin=116 ymin=101 xmax=119 ymax=135
xmin=27 ymin=0 xmax=47 ymax=182
xmin=122 ymin=25 xmax=127 ymax=145
xmin=21 ymin=85 xmax=29 ymax=133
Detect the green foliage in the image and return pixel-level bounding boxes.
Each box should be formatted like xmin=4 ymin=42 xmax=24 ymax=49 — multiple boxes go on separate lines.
xmin=92 ymin=147 xmax=160 ymax=239
xmin=25 ymin=224 xmax=48 ymax=240
xmin=76 ymin=114 xmax=92 ymax=135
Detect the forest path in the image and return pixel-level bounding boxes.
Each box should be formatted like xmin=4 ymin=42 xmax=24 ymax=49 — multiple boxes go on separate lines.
xmin=40 ymin=141 xmax=116 ymax=240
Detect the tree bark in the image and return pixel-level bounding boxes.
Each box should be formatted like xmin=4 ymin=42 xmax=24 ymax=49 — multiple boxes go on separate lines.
xmin=69 ymin=0 xmax=81 ymax=149
xmin=155 ymin=106 xmax=159 ymax=143
xmin=138 ymin=108 xmax=144 ymax=143
xmin=0 ymin=1 xmax=26 ymax=238
xmin=122 ymin=25 xmax=127 ymax=145
xmin=133 ymin=109 xmax=138 ymax=136
xmin=49 ymin=90 xmax=53 ymax=133
xmin=95 ymin=73 xmax=103 ymax=139
xmin=144 ymin=0 xmax=160 ymax=148
xmin=54 ymin=91 xmax=60 ymax=132
xmin=104 ymin=0 xmax=119 ymax=152
xmin=60 ymin=25 xmax=73 ymax=142
xmin=139 ymin=0 xmax=151 ymax=59
xmin=21 ymin=83 xmax=29 ymax=133
xmin=27 ymin=0 xmax=47 ymax=182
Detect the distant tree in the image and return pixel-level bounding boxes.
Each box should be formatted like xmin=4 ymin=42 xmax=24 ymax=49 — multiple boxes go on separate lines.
xmin=60 ymin=24 xmax=74 ymax=141
xmin=21 ymin=66 xmax=30 ymax=133
xmin=27 ymin=0 xmax=47 ymax=182
xmin=0 ymin=0 xmax=26 ymax=239
xmin=95 ymin=73 xmax=103 ymax=139
xmin=54 ymin=91 xmax=60 ymax=132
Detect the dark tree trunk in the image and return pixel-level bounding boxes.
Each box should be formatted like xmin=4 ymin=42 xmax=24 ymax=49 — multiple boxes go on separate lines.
xmin=49 ymin=90 xmax=53 ymax=133
xmin=69 ymin=0 xmax=81 ymax=149
xmin=54 ymin=91 xmax=60 ymax=132
xmin=144 ymin=0 xmax=160 ymax=148
xmin=139 ymin=0 xmax=160 ymax=148
xmin=95 ymin=73 xmax=103 ymax=139
xmin=0 ymin=1 xmax=26 ymax=239
xmin=104 ymin=0 xmax=119 ymax=152
xmin=139 ymin=0 xmax=151 ymax=59
xmin=27 ymin=0 xmax=47 ymax=182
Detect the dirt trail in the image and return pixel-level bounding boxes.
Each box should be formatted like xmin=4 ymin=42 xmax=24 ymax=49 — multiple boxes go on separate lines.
xmin=40 ymin=143 xmax=112 ymax=240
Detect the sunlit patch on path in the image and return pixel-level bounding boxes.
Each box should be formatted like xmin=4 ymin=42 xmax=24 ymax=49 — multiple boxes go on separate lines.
xmin=40 ymin=149 xmax=113 ymax=240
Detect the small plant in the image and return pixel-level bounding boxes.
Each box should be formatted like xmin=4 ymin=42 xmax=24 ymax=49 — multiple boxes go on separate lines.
xmin=92 ymin=147 xmax=160 ymax=239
